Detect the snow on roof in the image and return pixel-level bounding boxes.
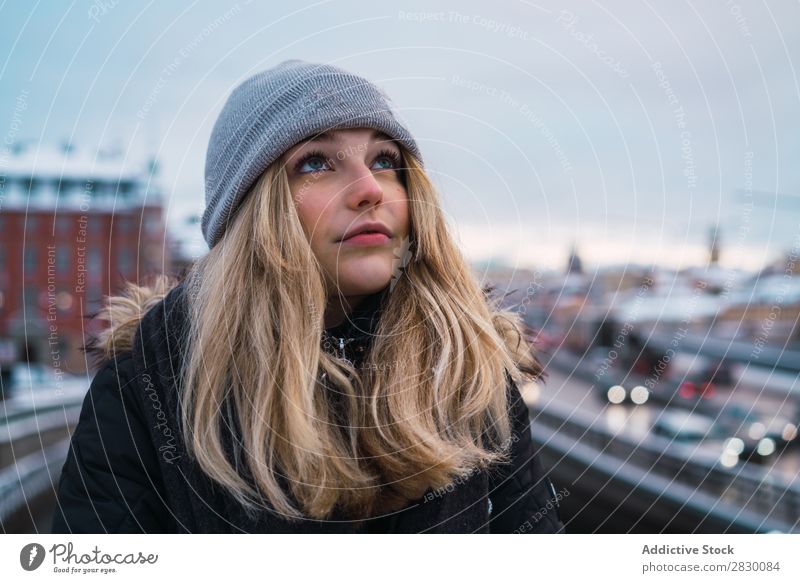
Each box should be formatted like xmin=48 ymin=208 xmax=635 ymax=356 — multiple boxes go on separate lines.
xmin=611 ymin=288 xmax=722 ymax=323
xmin=3 ymin=143 xmax=153 ymax=182
xmin=681 ymin=263 xmax=746 ymax=287
xmin=746 ymin=274 xmax=800 ymax=304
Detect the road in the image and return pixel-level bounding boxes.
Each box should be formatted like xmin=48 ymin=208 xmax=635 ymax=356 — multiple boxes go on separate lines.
xmin=522 ymin=366 xmax=800 ymax=481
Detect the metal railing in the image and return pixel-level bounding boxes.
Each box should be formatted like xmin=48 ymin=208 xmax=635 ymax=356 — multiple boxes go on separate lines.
xmin=531 ymin=397 xmax=800 ymax=532
xmin=0 ymin=401 xmax=83 ymax=525
xmin=0 ymin=437 xmax=73 ymax=523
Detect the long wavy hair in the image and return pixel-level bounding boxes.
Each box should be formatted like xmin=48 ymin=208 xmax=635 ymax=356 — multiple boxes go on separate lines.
xmin=88 ymin=147 xmax=545 ymax=522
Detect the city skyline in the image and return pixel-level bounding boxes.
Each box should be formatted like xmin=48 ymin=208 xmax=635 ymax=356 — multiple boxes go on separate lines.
xmin=1 ymin=1 xmax=798 ymax=272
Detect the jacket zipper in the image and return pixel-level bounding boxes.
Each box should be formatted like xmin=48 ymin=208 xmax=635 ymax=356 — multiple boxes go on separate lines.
xmin=323 ymin=334 xmax=356 ymax=361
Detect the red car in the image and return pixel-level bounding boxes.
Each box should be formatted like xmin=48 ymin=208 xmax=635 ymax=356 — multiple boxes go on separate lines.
xmin=677 ymin=362 xmax=733 ymax=401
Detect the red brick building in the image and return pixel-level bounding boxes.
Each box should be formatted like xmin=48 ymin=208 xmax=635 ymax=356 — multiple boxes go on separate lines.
xmin=0 ymin=143 xmax=173 ymax=374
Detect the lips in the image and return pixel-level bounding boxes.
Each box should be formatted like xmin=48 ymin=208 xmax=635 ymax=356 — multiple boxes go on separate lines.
xmin=338 ymin=221 xmax=393 ymax=242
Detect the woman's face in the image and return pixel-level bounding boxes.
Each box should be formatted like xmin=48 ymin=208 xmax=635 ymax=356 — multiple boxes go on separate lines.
xmin=282 ymin=127 xmax=410 ymax=297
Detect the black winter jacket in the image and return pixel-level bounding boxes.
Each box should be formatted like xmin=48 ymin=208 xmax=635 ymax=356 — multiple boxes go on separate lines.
xmin=51 ymin=282 xmax=564 ymax=534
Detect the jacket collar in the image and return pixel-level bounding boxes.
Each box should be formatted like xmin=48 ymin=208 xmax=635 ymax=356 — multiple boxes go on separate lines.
xmin=321 ymin=286 xmax=389 ymax=357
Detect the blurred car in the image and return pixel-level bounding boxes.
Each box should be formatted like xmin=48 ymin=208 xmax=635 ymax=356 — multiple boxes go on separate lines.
xmin=675 ymin=361 xmax=734 ymax=401
xmin=594 ymin=377 xmax=651 ymax=405
xmin=649 ymin=410 xmax=742 ymax=467
xmin=652 ymin=409 xmax=723 ymax=443
xmin=650 ymin=409 xmax=775 ymax=468
xmin=715 ymin=404 xmax=798 ymax=461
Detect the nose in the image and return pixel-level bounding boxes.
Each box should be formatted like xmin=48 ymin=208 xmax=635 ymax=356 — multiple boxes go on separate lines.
xmin=343 ymin=160 xmax=383 ymax=210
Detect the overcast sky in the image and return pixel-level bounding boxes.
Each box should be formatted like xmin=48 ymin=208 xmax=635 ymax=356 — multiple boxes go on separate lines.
xmin=1 ymin=0 xmax=798 ymax=272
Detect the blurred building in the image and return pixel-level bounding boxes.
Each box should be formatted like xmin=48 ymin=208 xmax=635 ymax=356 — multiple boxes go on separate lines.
xmin=566 ymin=241 xmax=584 ymax=274
xmin=166 ymin=212 xmax=208 ymax=279
xmin=0 ymin=141 xmax=172 ymax=374
xmin=714 ymin=252 xmax=800 ymax=346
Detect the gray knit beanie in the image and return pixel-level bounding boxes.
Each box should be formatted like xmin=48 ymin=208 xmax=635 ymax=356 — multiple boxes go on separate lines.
xmin=201 ymin=59 xmax=424 ymax=249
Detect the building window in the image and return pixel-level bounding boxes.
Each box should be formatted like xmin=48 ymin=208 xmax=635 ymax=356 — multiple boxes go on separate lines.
xmin=56 ymin=246 xmax=70 ymax=274
xmin=85 ymin=280 xmax=104 ymax=308
xmin=145 ymin=217 xmax=161 ymax=235
xmin=62 ymin=179 xmax=78 ymax=195
xmin=88 ymin=248 xmax=101 ymax=273
xmin=24 ymin=246 xmax=37 ymax=271
xmin=25 ymin=177 xmax=40 ymax=194
xmin=23 ymin=285 xmax=37 ymax=307
xmin=117 ymin=216 xmax=132 ymax=235
xmin=55 ymin=178 xmax=78 ymax=197
xmin=89 ymin=217 xmax=104 ymax=236
xmin=56 ymin=215 xmax=72 ymax=234
xmin=119 ymin=248 xmax=132 ymax=273
xmin=95 ymin=181 xmax=112 ymax=197
xmin=118 ymin=181 xmax=134 ymax=197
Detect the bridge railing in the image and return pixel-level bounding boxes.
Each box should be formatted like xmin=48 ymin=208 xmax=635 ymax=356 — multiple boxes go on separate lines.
xmin=531 ymin=397 xmax=799 ymax=532
xmin=0 ymin=400 xmax=83 ymax=527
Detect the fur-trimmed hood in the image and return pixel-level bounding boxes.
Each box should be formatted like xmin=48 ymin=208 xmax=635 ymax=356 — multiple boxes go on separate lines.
xmin=83 ymin=274 xmax=182 ymax=367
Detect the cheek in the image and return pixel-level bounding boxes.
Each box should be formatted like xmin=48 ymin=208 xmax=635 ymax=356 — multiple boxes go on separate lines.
xmin=391 ymin=189 xmax=410 ymax=233
xmin=294 ymin=197 xmax=329 ymax=243
xmin=400 ymin=197 xmax=410 ymax=224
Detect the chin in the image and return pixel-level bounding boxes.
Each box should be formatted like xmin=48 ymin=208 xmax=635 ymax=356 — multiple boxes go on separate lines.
xmin=331 ymin=259 xmax=394 ymax=295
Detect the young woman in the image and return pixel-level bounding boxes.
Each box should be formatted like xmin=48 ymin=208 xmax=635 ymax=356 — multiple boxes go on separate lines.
xmin=51 ymin=60 xmax=564 ymax=534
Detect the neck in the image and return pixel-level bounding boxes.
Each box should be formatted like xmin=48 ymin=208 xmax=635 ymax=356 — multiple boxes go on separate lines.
xmin=324 ymin=294 xmax=367 ymax=329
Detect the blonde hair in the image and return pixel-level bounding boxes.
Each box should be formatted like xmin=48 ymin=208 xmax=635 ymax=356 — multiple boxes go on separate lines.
xmin=90 ymin=149 xmax=544 ymax=521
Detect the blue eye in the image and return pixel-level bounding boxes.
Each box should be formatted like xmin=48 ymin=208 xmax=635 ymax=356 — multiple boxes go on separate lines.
xmin=293 ymin=148 xmax=401 ymax=174
xmin=373 ymin=149 xmax=401 ymax=171
xmin=294 ymin=150 xmax=332 ymax=174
